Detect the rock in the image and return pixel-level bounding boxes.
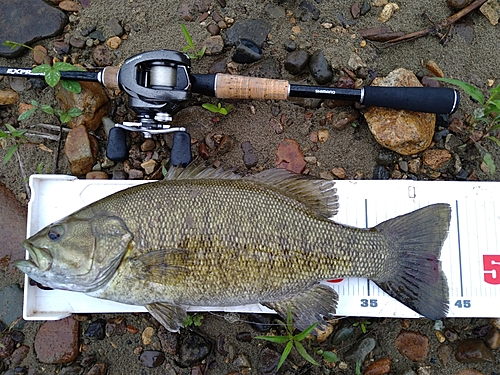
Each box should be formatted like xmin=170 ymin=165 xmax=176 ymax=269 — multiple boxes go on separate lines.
xmin=364 ymin=357 xmax=391 ymax=375
xmin=309 ymin=50 xmax=332 ymax=85
xmin=260 ymin=346 xmax=280 ymax=375
xmin=106 ymin=36 xmax=122 ymax=49
xmin=485 ymin=326 xmax=500 ymax=349
xmin=331 ymin=167 xmax=346 ymax=179
xmin=378 ymin=2 xmax=399 ymax=23
xmin=139 ymin=350 xmax=165 ymax=368
xmin=0 ymin=334 xmax=16 ymax=358
xmin=265 ymin=4 xmax=286 ymax=18
xmin=246 ymin=313 xmax=273 ymax=332
xmin=284 ymin=50 xmax=310 ymax=75
xmin=394 ymin=330 xmax=429 ymax=362
xmin=142 ymin=326 xmax=155 ymax=345
xmin=437 ymin=343 xmax=453 ymax=365
xmin=236 ymin=332 xmax=252 ymax=343
xmin=69 ymin=36 xmax=85 ymax=48
xmin=225 ymin=19 xmax=271 ymax=47
xmin=480 ymin=0 xmax=500 ymax=26
xmin=425 ymin=60 xmax=445 ymax=78
xmin=105 ymin=316 xmax=127 ymax=337
xmin=351 ymin=2 xmax=362 ymax=18
xmin=345 ymin=336 xmax=376 ymax=363
xmin=422 ymin=149 xmax=452 ymax=170
xmin=299 ymin=0 xmax=320 ymax=21
xmin=87 ymin=363 xmax=107 ymax=375
xmin=106 ymin=18 xmax=123 ymax=36
xmin=178 ymin=331 xmax=211 ymax=367
xmin=56 ymin=81 xmax=109 ymax=131
xmin=84 ymin=319 xmax=106 ymax=340
xmin=177 ymin=0 xmax=211 ymax=22
xmin=158 ymin=326 xmax=179 ymax=355
xmin=203 ymin=35 xmax=224 ymax=56
xmin=348 ymin=52 xmax=367 ymax=71
xmin=446 ymin=0 xmax=474 ymax=9
xmin=454 ymin=370 xmax=484 ymax=375
xmin=455 ymin=338 xmax=494 ymax=363
xmin=233 ymin=353 xmax=251 ymax=368
xmin=374 ymin=165 xmax=390 ymax=179
xmin=86 ymin=171 xmax=108 ymax=179
xmin=232 ymin=39 xmax=262 ymax=63
xmin=328 ymin=108 xmax=360 ymax=130
xmin=141 ymin=159 xmax=157 ymax=175
xmin=92 ymin=44 xmax=114 ymax=67
xmin=318 ymin=129 xmax=329 ymax=143
xmin=363 ymin=68 xmax=436 ymax=155
xmin=0 ymin=184 xmax=27 ymax=275
xmin=0 ymin=0 xmax=67 ymax=58
xmin=275 ymin=138 xmax=306 ymax=174
xmin=207 ymin=23 xmax=220 ymax=36
xmin=58 ymin=0 xmax=79 ymax=11
xmin=0 ymin=90 xmax=19 ymax=105
xmin=32 ymin=45 xmax=49 ymax=64
xmin=141 ymin=139 xmax=156 ymax=152
xmin=242 ymin=141 xmax=258 ymax=168
xmin=64 ymin=125 xmax=98 ymax=176
xmin=34 ymin=316 xmax=79 ymax=364
xmin=9 ymin=344 xmax=29 ymax=366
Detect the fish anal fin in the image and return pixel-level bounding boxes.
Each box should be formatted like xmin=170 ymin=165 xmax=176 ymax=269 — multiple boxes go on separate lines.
xmin=130 ymin=249 xmax=190 ymax=284
xmin=146 ymin=302 xmax=187 ymax=332
xmin=246 ymin=169 xmax=339 ymax=218
xmin=262 ymin=284 xmax=338 ymax=332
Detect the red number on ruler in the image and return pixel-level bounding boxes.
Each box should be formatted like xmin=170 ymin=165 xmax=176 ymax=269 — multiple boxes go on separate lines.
xmin=483 ymin=255 xmax=500 ymax=284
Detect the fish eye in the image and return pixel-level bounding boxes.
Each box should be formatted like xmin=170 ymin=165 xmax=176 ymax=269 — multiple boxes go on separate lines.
xmin=48 ymin=225 xmax=64 ymax=241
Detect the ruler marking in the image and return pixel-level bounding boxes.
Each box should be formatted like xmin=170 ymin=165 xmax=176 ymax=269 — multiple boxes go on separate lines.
xmin=455 ymin=200 xmax=464 ymax=298
xmin=365 ymin=199 xmax=371 ymax=297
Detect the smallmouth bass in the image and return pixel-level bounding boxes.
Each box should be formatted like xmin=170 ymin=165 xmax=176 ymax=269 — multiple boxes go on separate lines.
xmin=17 ymin=165 xmax=451 ymax=331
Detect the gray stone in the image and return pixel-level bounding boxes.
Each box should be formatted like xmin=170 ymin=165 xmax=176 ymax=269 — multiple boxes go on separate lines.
xmin=284 ymin=50 xmax=310 ymax=75
xmin=106 ymin=18 xmax=123 ymax=37
xmin=344 ymin=336 xmax=376 ymax=363
xmin=264 ymin=4 xmax=286 ymax=19
xmin=0 ymin=0 xmax=68 ymax=58
xmin=0 ymin=284 xmax=25 ymax=329
xmin=308 ymin=50 xmax=332 ymax=85
xmin=225 ymin=19 xmax=271 ymax=47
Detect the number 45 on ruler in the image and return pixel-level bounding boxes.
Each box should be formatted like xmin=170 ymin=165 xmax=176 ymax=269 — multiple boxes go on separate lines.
xmin=483 ymin=255 xmax=500 ymax=284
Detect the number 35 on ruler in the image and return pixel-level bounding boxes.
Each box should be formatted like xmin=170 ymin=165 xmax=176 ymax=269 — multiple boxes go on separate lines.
xmin=483 ymin=255 xmax=500 ymax=284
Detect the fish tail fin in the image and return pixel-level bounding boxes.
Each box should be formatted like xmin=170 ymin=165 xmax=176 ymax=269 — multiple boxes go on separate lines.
xmin=373 ymin=203 xmax=451 ymax=319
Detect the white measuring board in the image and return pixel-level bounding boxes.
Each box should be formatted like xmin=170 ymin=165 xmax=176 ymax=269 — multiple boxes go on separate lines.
xmin=23 ymin=175 xmax=500 ymax=321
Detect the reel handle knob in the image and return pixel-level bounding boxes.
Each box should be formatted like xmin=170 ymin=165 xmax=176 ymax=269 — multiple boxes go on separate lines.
xmin=106 ymin=127 xmax=129 ymax=162
xmin=170 ymin=131 xmax=192 ymax=167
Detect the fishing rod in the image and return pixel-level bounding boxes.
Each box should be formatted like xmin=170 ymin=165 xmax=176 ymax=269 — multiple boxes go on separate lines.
xmin=0 ymin=49 xmax=460 ymax=164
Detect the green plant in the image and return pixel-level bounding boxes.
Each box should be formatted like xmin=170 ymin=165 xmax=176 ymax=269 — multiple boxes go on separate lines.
xmin=256 ymin=309 xmax=319 ymax=370
xmin=315 ymin=348 xmax=338 ymax=363
xmin=434 ymin=77 xmax=500 ymax=176
xmin=352 ymin=320 xmax=371 ymax=334
xmin=18 ymin=100 xmax=82 ymax=124
xmin=181 ymin=24 xmax=206 ymax=59
xmin=183 ymin=313 xmax=204 ymax=328
xmin=0 ymin=124 xmax=27 ymax=164
xmin=202 ymin=102 xmax=233 ymax=115
xmin=2 ymin=41 xmax=83 ymax=93
xmin=355 ymin=360 xmax=362 ymax=375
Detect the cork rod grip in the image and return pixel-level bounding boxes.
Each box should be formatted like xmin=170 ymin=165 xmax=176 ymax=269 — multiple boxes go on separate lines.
xmin=215 ymin=74 xmax=289 ymax=100
xmin=100 ymin=66 xmax=120 ymax=90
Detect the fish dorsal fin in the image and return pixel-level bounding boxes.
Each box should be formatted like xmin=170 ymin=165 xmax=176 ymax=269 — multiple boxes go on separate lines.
xmin=246 ymin=169 xmax=339 ymax=218
xmin=165 ymin=163 xmax=241 ymax=181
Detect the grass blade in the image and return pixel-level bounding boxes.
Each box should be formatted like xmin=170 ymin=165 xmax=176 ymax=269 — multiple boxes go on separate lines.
xmin=4 ymin=144 xmax=18 ymax=164
xmin=294 ymin=341 xmax=320 ymax=366
xmin=277 ymin=341 xmax=293 ymax=370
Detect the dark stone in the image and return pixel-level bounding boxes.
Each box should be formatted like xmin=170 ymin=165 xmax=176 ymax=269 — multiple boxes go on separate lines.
xmin=236 ymin=332 xmax=253 ymax=342
xmin=10 ymin=330 xmax=25 ymax=344
xmin=92 ymin=45 xmax=114 ymax=67
xmin=299 ymin=1 xmax=320 ymax=21
xmin=53 ymin=41 xmax=70 ymax=55
xmin=242 ymin=141 xmax=258 ymax=168
xmin=140 ymin=351 xmax=165 ymax=368
xmin=177 ymin=0 xmax=212 ymax=22
xmin=308 ymin=50 xmax=332 ymax=85
xmin=455 ymin=338 xmax=494 ymax=363
xmin=105 ymin=317 xmax=127 ymax=337
xmin=59 ymin=365 xmax=83 ymax=375
xmin=89 ymin=30 xmax=105 ymax=42
xmin=80 ymin=25 xmax=96 ymax=37
xmin=0 ymin=0 xmax=68 ymax=58
xmin=0 ymin=284 xmax=25 ymax=329
xmin=106 ymin=18 xmax=123 ymax=37
xmin=344 ymin=336 xmax=376 ymax=363
xmin=225 ymin=19 xmax=271 ymax=47
xmin=331 ymin=325 xmax=355 ymax=345
xmin=84 ymin=319 xmax=106 ymax=340
xmin=178 ymin=331 xmax=211 ymax=367
xmin=157 ymin=326 xmax=179 ymax=356
xmin=69 ymin=36 xmax=85 ymax=49
xmin=284 ymin=40 xmax=297 ymax=52
xmin=208 ymin=58 xmax=227 ymax=74
xmin=373 ymin=165 xmax=391 ymax=179
xmin=376 ymin=149 xmax=397 ymax=166
xmin=260 ymin=346 xmax=280 ymax=375
xmin=232 ymin=39 xmax=262 ymax=64
xmin=360 ymin=1 xmax=371 ymax=16
xmin=0 ymin=334 xmax=16 ymax=358
xmin=207 ymin=24 xmax=220 ymax=36
xmin=246 ymin=313 xmax=274 ymax=332
xmin=455 ymin=168 xmax=469 ymax=180
xmin=284 ymin=50 xmax=310 ymax=75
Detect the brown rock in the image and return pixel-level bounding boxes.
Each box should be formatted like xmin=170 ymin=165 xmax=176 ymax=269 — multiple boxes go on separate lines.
xmin=203 ymin=35 xmax=224 ymax=55
xmin=56 ymin=81 xmax=109 ymax=131
xmin=10 ymin=345 xmax=30 ymax=366
xmin=437 ymin=343 xmax=453 ymax=365
xmin=275 ymin=138 xmax=306 ymax=174
xmin=364 ymin=68 xmax=436 ymax=155
xmin=422 ymin=149 xmax=452 ymax=170
xmin=0 ymin=334 xmax=16 ymax=358
xmin=141 ymin=139 xmax=156 ymax=152
xmin=394 ymin=330 xmax=429 ymax=362
xmin=455 ymin=338 xmax=494 ymax=363
xmin=92 ymin=45 xmax=114 ymax=67
xmin=178 ymin=0 xmax=212 ymax=21
xmin=86 ymin=171 xmax=108 ymax=179
xmin=446 ymin=0 xmax=474 ymax=9
xmin=33 ymin=45 xmax=49 ymax=64
xmin=364 ymin=357 xmax=391 ymax=375
xmin=425 ymin=60 xmax=445 ymax=78
xmin=34 ymin=316 xmax=79 ymax=364
xmin=128 ymin=169 xmax=144 ymax=180
xmin=454 ymin=370 xmax=484 ymax=375
xmin=0 ymin=90 xmax=19 ymax=105
xmin=87 ymin=363 xmax=107 ymax=375
xmin=141 ymin=159 xmax=157 ymax=175
xmin=331 ymin=167 xmax=346 ymax=179
xmin=106 ymin=36 xmax=122 ymax=49
xmin=58 ymin=0 xmax=79 ymax=11
xmin=485 ymin=327 xmax=500 ymax=349
xmin=328 ymin=108 xmax=360 ymax=130
xmin=64 ymin=125 xmax=98 ymax=176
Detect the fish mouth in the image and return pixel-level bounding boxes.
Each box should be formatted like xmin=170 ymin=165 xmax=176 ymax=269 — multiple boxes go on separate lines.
xmin=18 ymin=240 xmax=53 ymax=272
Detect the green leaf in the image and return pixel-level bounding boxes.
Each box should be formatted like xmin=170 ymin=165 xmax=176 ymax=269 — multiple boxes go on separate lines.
xmin=202 ymin=103 xmax=220 ymax=113
xmin=219 ymin=107 xmax=228 ymax=115
xmin=181 ymin=24 xmax=194 ymax=48
xmin=277 ymin=341 xmax=293 ymax=370
xmin=355 ymin=361 xmax=362 ymax=375
xmin=487 ymin=136 xmax=500 ymax=148
xmin=432 ymin=77 xmax=485 ymax=105
xmin=66 ymin=107 xmax=83 ymax=118
xmin=61 ymin=80 xmax=82 ymax=93
xmin=17 ymin=107 xmax=36 ymax=121
xmin=31 ymin=64 xmax=52 ymax=74
xmin=321 ymin=351 xmax=338 ymax=363
xmin=483 ymin=152 xmax=496 ymax=176
xmin=197 ymin=46 xmax=206 ymax=58
xmin=4 ymin=144 xmax=18 ymax=164
xmin=59 ymin=112 xmax=72 ymax=124
xmin=0 ymin=129 xmax=7 ymax=138
xmin=30 ymin=100 xmax=39 ymax=107
xmin=294 ymin=341 xmax=320 ymax=366
xmin=45 ymin=69 xmax=61 ymax=87
xmin=41 ymin=105 xmax=55 ymax=115
xmin=255 ymin=335 xmax=289 ymax=344
xmin=5 ymin=124 xmax=27 ymax=138
xmin=295 ymin=323 xmax=318 ymax=341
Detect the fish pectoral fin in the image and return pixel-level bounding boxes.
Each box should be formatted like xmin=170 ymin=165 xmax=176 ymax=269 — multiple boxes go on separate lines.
xmin=146 ymin=302 xmax=187 ymax=332
xmin=130 ymin=249 xmax=190 ymax=283
xmin=262 ymin=284 xmax=338 ymax=332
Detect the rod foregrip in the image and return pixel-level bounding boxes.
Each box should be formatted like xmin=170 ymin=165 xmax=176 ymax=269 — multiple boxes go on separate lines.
xmin=99 ymin=66 xmax=120 ymax=90
xmin=215 ymin=74 xmax=289 ymax=100
xmin=361 ymin=86 xmax=460 ymax=114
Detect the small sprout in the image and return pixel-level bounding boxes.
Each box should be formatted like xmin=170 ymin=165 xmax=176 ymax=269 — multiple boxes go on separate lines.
xmin=183 ymin=313 xmax=204 ymax=328
xmin=353 ymin=320 xmax=371 ymax=334
xmin=0 ymin=124 xmax=27 ymax=164
xmin=202 ymin=102 xmax=233 ymax=115
xmin=181 ymin=24 xmax=206 ymax=60
xmin=355 ymin=360 xmax=362 ymax=375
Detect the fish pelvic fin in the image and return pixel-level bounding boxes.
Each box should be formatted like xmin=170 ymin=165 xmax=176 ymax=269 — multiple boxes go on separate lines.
xmin=262 ymin=284 xmax=338 ymax=332
xmin=146 ymin=302 xmax=187 ymax=332
xmin=373 ymin=203 xmax=451 ymax=320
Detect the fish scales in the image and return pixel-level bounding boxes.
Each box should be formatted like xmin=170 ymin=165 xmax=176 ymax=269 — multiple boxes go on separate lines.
xmin=17 ymin=165 xmax=451 ymax=332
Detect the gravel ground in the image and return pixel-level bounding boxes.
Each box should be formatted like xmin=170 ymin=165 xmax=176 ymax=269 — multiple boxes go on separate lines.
xmin=0 ymin=0 xmax=500 ymax=374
